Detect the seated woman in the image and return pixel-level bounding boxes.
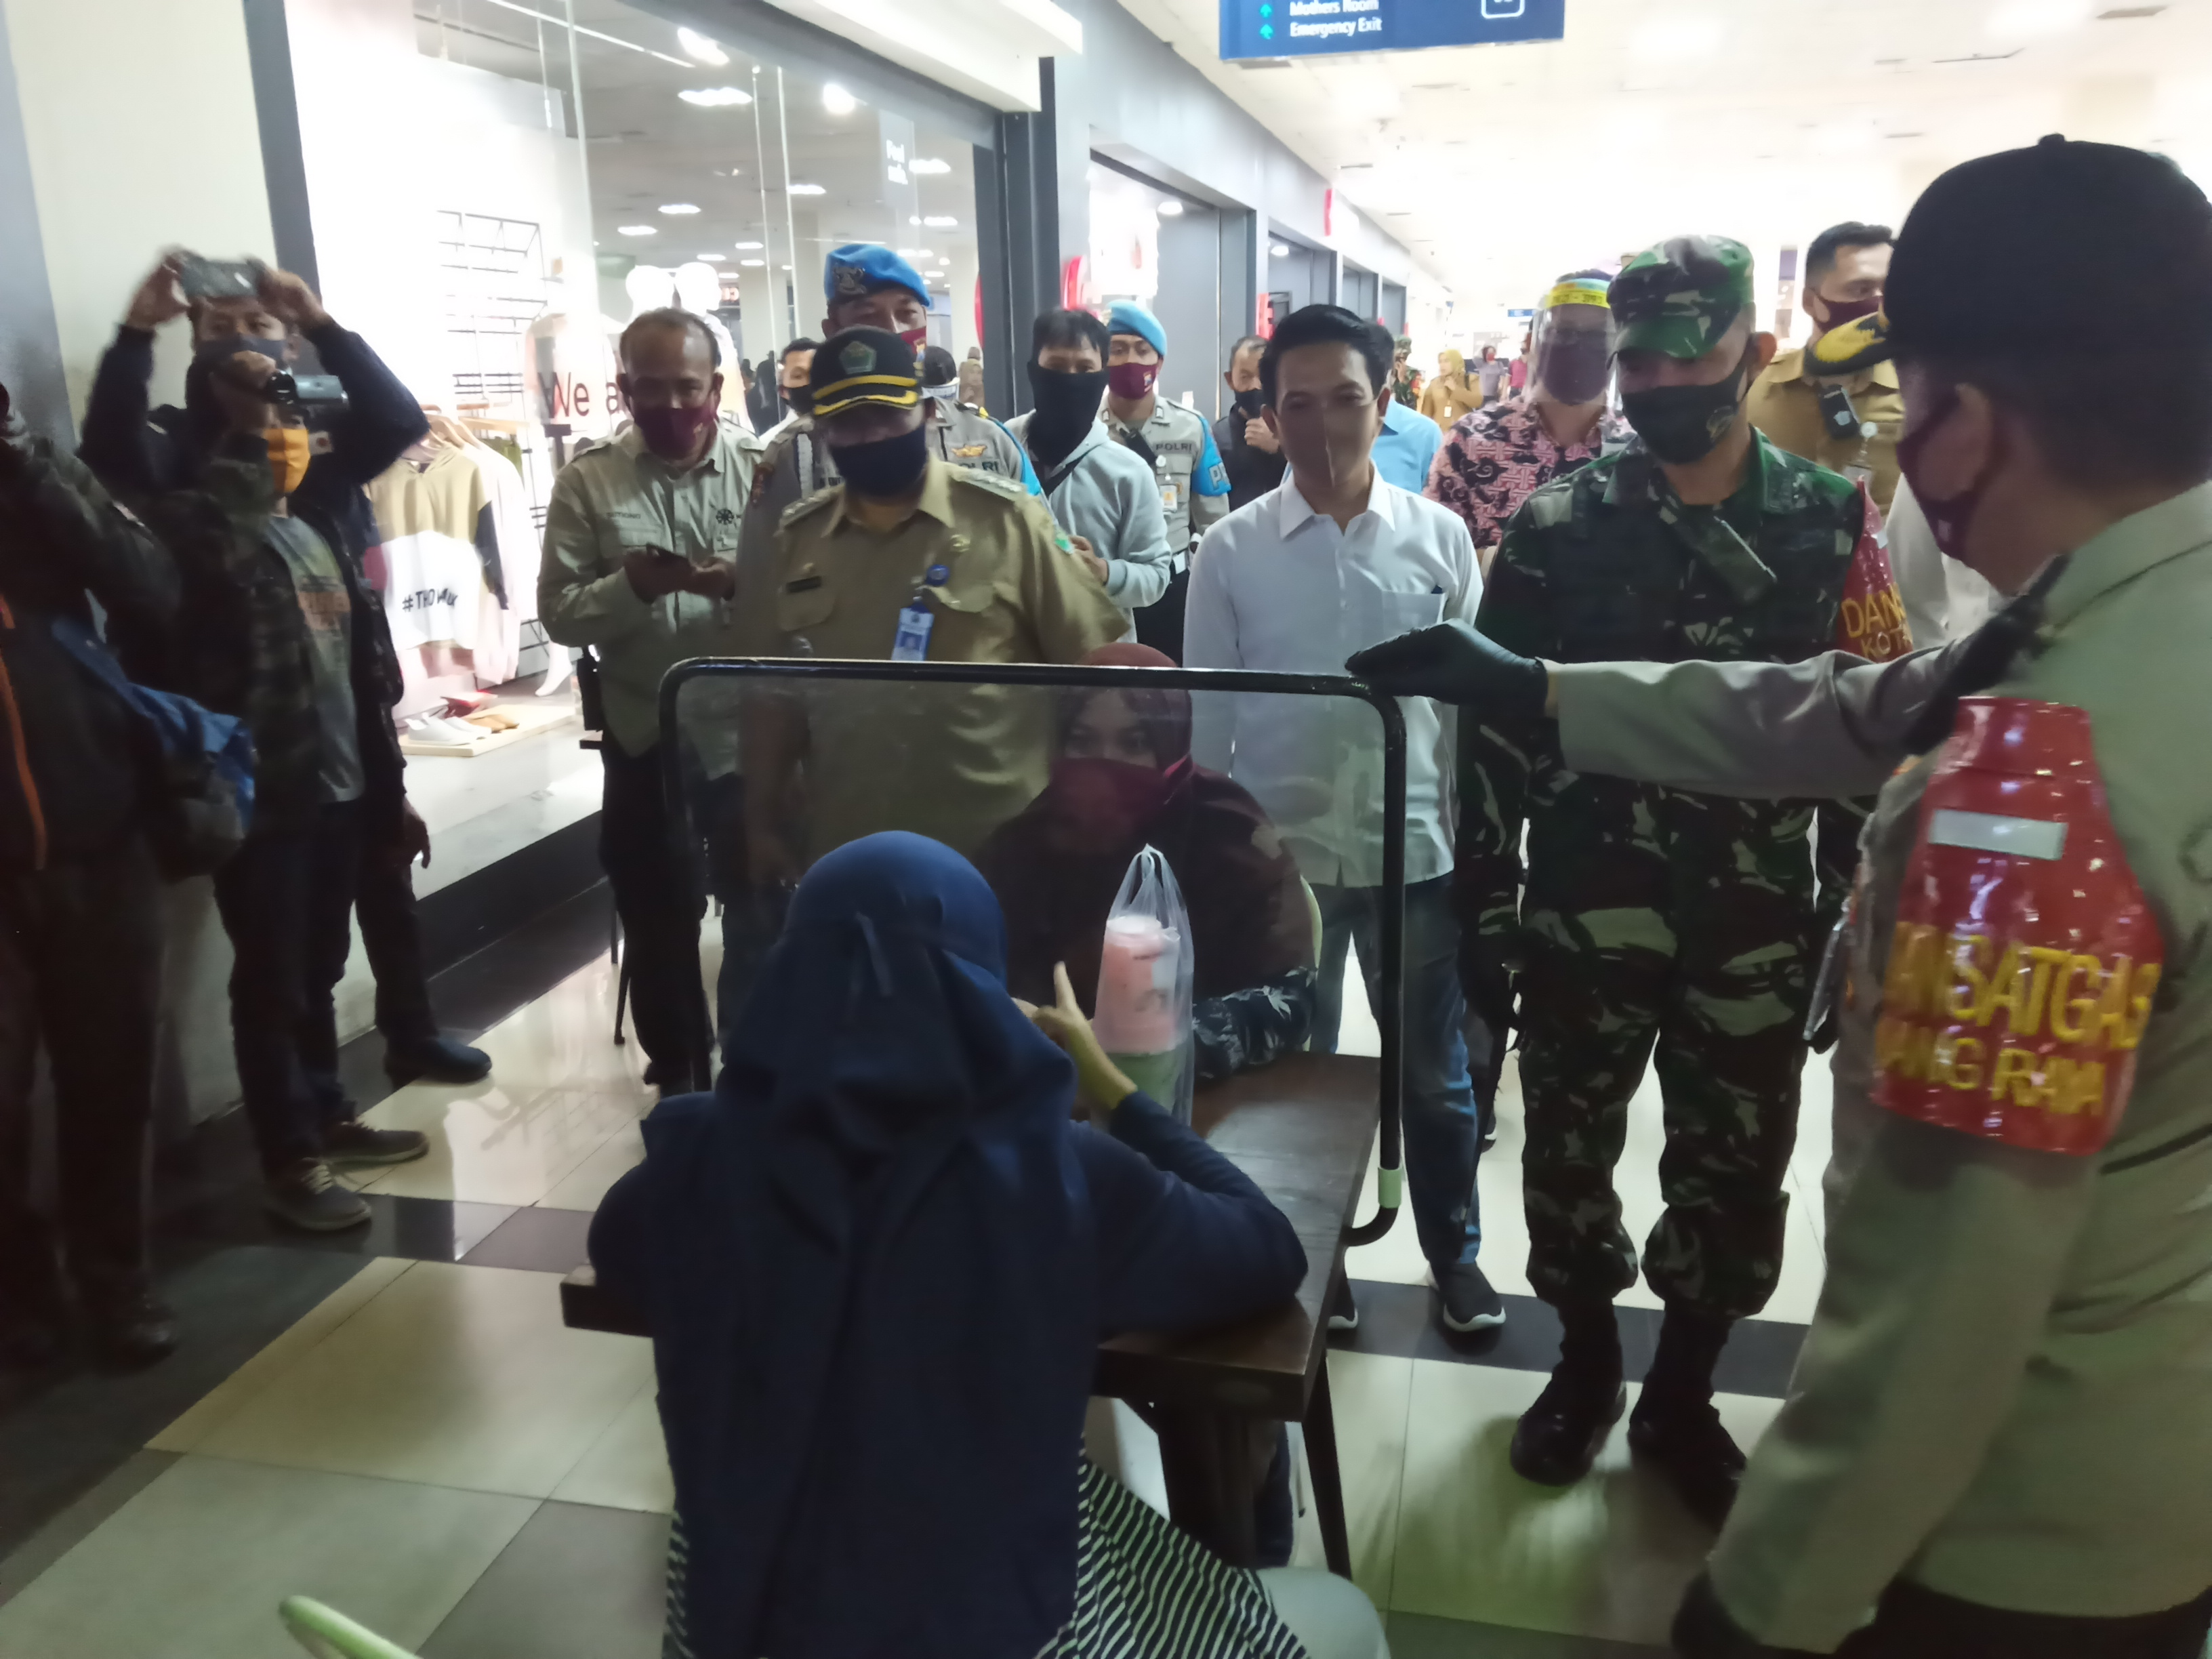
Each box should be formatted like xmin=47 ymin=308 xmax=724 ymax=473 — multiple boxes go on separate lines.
xmin=977 ymin=644 xmax=1317 ymax=1084
xmin=589 ymin=832 xmax=1387 ymax=1659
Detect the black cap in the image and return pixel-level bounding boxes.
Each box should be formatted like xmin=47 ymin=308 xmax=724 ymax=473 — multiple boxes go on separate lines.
xmin=1887 ymin=134 xmax=2212 ymax=364
xmin=808 ymin=327 xmax=921 ymax=419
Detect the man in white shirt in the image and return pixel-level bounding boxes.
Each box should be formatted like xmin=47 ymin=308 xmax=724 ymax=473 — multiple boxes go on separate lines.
xmin=1185 ymin=304 xmax=1498 ymax=1336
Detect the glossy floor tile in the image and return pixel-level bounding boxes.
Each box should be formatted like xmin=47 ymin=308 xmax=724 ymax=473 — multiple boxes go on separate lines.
xmin=537 ymin=1115 xmax=647 ymax=1212
xmin=549 ymin=1378 xmax=674 ymax=1515
xmin=418 ymin=1499 xmax=670 ymax=1659
xmin=179 ymin=1262 xmax=653 ymax=1500
xmin=1388 ymin=1361 xmax=1781 ymax=1645
xmin=1324 ymin=1349 xmax=1417 ymax=1614
xmin=0 ymin=1454 xmax=535 ymax=1659
xmin=354 ymin=1080 xmax=649 ymax=1208
xmin=1388 ymin=1610 xmax=1667 ymax=1658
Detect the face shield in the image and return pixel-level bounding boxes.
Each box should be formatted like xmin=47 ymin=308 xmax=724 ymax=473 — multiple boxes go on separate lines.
xmin=1530 ymin=276 xmax=1618 ymax=407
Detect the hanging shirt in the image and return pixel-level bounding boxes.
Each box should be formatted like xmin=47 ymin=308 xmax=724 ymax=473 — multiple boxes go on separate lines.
xmin=367 ymin=445 xmax=497 ymax=653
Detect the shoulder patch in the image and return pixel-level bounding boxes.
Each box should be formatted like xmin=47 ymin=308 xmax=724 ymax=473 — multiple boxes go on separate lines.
xmin=779 ymin=484 xmax=840 ymax=529
xmin=947 ymin=466 xmax=1028 ymax=502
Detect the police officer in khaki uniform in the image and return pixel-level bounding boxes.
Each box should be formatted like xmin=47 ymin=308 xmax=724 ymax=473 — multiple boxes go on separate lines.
xmin=1355 ymin=138 xmax=2212 ymax=1656
xmin=739 ymin=327 xmax=1126 ymax=883
xmin=1746 ymin=222 xmax=1906 ymax=514
xmin=920 ymin=342 xmax=1039 ymax=489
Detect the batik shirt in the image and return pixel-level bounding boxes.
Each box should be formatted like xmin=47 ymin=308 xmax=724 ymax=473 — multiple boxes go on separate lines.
xmin=1425 ymin=399 xmax=1632 ymax=549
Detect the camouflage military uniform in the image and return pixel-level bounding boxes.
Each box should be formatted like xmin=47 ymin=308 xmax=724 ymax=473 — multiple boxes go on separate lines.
xmin=1463 ymin=239 xmax=1870 ymax=1320
xmin=1466 ymin=435 xmax=1868 ymax=1318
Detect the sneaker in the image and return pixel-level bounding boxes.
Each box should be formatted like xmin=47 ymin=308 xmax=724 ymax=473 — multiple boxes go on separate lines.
xmin=384 ymin=1034 xmax=492 ymax=1086
xmin=1437 ymin=1261 xmax=1507 ymax=1333
xmin=83 ymin=1286 xmax=179 ymax=1370
xmin=1511 ymin=1364 xmax=1626 ymax=1486
xmin=1326 ymin=1279 xmax=1359 ymax=1333
xmin=1628 ymin=1393 xmax=1747 ymax=1530
xmin=323 ymin=1120 xmax=430 ymax=1168
xmin=264 ymin=1160 xmax=373 ymax=1231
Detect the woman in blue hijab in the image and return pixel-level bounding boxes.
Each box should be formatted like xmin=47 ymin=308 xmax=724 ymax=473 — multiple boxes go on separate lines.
xmin=588 ymin=832 xmax=1387 ymax=1659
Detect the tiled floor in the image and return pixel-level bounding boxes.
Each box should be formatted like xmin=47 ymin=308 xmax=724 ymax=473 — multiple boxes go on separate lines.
xmin=0 ymin=933 xmax=1833 ymax=1657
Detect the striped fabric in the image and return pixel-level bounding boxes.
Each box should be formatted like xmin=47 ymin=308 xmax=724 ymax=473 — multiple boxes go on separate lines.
xmin=659 ymin=1458 xmax=1309 ymax=1659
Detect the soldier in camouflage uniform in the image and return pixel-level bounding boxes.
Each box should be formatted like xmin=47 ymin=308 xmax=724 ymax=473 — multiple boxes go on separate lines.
xmin=1456 ymin=237 xmax=1875 ymax=1523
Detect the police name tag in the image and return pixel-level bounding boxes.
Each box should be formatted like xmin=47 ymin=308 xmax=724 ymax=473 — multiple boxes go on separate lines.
xmin=891 ymin=602 xmax=935 ymax=662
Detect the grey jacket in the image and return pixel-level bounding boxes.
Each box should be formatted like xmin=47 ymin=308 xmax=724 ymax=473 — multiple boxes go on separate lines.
xmin=1002 ymin=415 xmax=1174 ymax=621
xmin=1552 ymin=482 xmax=2212 ymax=1647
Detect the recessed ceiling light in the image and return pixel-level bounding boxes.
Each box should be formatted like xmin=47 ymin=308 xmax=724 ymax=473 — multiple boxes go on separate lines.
xmin=679 ymin=86 xmax=751 ymax=106
xmin=821 ymin=83 xmax=857 ymax=115
xmin=2098 ymin=3 xmax=2166 ymax=14
xmin=909 ymin=216 xmax=922 ymax=226
xmin=909 ymin=157 xmax=952 ymax=175
xmin=1269 ymin=243 xmax=1292 ymax=257
xmin=659 ymin=202 xmax=701 ymax=214
xmin=695 ymin=253 xmax=726 ymax=261
xmin=733 ymin=240 xmax=764 ymax=250
xmin=618 ymin=224 xmax=659 ymax=236
xmin=1987 ymin=0 xmax=2093 ymax=36
xmin=677 ymin=26 xmax=728 ymax=64
xmin=922 ymin=214 xmax=958 ymax=228
xmin=788 ymin=183 xmax=826 ymax=196
xmin=1157 ymin=200 xmax=1185 ymax=217
xmin=739 ymin=258 xmax=766 ymax=268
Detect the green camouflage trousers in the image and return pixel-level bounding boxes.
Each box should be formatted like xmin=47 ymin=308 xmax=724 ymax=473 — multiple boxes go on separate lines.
xmin=1516 ymin=893 xmax=1814 ymax=1320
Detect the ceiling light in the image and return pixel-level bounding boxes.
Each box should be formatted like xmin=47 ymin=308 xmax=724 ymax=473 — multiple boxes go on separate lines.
xmin=677 ymin=26 xmax=728 ymax=64
xmin=922 ymin=214 xmax=957 ymax=228
xmin=908 ymin=216 xmax=922 ymax=226
xmin=1630 ymin=15 xmax=1725 ymax=61
xmin=1987 ymin=0 xmax=2093 ymax=35
xmin=788 ymin=183 xmax=826 ymax=196
xmin=679 ymin=86 xmax=752 ymax=106
xmin=659 ymin=202 xmax=701 ymax=214
xmin=1156 ymin=200 xmax=1185 ymax=217
xmin=618 ymin=224 xmax=659 ymax=236
xmin=909 ymin=157 xmax=952 ymax=175
xmin=821 ymin=83 xmax=857 ymax=115
xmin=733 ymin=240 xmax=764 ymax=250
xmin=739 ymin=258 xmax=766 ymax=268
xmin=695 ymin=253 xmax=726 ymax=261
xmin=1269 ymin=242 xmax=1291 ymax=257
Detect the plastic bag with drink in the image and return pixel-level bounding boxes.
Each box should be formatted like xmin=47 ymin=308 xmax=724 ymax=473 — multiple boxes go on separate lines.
xmin=1090 ymin=846 xmax=1195 ymax=1124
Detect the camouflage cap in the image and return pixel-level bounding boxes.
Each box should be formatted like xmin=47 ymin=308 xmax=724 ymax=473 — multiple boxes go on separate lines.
xmin=1609 ymin=236 xmax=1755 ymax=359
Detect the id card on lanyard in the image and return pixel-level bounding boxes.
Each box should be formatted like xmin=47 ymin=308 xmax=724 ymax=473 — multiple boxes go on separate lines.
xmin=891 ymin=561 xmax=953 ymax=662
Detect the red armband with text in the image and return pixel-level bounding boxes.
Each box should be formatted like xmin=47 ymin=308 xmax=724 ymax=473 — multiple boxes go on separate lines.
xmin=1873 ymin=697 xmax=2162 ymax=1155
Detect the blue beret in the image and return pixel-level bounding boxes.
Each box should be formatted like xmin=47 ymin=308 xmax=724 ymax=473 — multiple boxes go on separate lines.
xmin=824 ymin=243 xmax=930 ymax=307
xmin=1105 ymin=301 xmax=1167 ymax=358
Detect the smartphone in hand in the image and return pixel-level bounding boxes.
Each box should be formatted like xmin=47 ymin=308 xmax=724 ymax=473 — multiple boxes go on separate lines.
xmin=178 ymin=255 xmax=263 ymax=302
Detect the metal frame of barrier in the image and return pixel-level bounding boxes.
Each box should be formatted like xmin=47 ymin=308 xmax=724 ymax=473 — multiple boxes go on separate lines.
xmin=659 ymin=657 xmax=1410 ymax=1245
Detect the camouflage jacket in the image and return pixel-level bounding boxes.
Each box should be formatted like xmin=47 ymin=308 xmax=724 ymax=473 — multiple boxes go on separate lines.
xmin=1458 ymin=432 xmax=1868 ymax=949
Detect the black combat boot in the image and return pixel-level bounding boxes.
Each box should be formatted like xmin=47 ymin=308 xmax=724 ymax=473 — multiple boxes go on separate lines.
xmin=1629 ymin=1305 xmax=1745 ymax=1529
xmin=1511 ymin=1300 xmax=1624 ymax=1486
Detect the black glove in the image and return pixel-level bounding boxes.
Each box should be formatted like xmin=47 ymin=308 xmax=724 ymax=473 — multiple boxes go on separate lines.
xmin=1346 ymin=621 xmax=1549 ymax=716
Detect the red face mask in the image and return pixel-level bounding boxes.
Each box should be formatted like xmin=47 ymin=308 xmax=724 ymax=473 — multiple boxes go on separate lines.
xmin=1107 ymin=361 xmax=1159 ymax=401
xmin=631 ymin=392 xmax=720 ymax=459
xmin=900 ymin=326 xmax=929 ymax=351
xmin=1894 ymin=387 xmax=1997 ymax=563
xmin=1816 ymin=293 xmax=1883 ymax=330
xmin=1048 ymin=757 xmax=1182 ymax=848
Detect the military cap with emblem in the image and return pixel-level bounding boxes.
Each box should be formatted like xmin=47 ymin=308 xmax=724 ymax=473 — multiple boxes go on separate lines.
xmin=808 ymin=327 xmax=922 ymax=419
xmin=823 ymin=242 xmax=930 ymax=308
xmin=1610 ymin=236 xmax=1756 ymax=359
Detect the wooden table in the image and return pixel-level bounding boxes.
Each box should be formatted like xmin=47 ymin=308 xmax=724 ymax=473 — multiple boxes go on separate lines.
xmin=560 ymin=1051 xmax=1380 ymax=1576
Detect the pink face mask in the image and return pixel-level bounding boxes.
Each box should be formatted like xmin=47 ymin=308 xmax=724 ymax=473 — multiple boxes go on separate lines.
xmin=1107 ymin=361 xmax=1159 ymax=401
xmin=1048 ymin=757 xmax=1181 ymax=849
xmin=631 ymin=392 xmax=720 ymax=459
xmin=1894 ymin=388 xmax=1998 ymax=563
xmin=1816 ymin=293 xmax=1883 ymax=330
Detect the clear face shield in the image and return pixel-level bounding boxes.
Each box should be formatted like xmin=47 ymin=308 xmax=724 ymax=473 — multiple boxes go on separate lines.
xmin=1529 ymin=278 xmax=1618 ymax=407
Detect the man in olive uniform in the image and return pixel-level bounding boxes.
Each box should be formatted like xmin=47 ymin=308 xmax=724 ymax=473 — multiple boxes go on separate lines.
xmin=739 ymin=328 xmax=1126 ymax=883
xmin=1444 ymin=237 xmax=1879 ymax=1524
xmin=1357 ymin=138 xmax=2212 ymax=1658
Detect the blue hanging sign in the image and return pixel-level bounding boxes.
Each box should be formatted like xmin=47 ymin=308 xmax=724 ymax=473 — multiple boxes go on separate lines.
xmin=1222 ymin=0 xmax=1562 ymax=60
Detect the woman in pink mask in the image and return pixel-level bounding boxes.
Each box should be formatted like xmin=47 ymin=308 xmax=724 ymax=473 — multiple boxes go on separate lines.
xmin=977 ymin=644 xmax=1315 ymax=1082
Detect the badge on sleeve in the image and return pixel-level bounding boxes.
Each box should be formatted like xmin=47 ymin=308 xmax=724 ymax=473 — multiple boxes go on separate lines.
xmin=1872 ymin=697 xmax=2164 ymax=1155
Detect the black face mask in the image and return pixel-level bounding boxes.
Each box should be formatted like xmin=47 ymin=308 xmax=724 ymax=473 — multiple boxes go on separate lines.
xmin=829 ymin=424 xmax=929 ymax=499
xmin=1024 ymin=363 xmax=1107 ymax=466
xmin=783 ymin=384 xmax=815 ymax=417
xmin=1534 ymin=335 xmax=1612 ymax=407
xmin=1232 ymin=387 xmax=1266 ymax=419
xmin=1620 ymin=345 xmax=1755 ymax=465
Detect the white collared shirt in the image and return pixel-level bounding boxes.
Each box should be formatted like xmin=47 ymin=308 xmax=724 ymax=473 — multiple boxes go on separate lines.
xmin=1184 ymin=470 xmax=1480 ymax=888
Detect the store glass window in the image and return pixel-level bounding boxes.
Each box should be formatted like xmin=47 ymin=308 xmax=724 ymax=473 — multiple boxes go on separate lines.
xmin=1085 ymin=162 xmax=1222 ymax=416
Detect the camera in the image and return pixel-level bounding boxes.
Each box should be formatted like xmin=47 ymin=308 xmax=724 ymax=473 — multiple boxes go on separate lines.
xmin=263 ymin=370 xmax=348 ymax=414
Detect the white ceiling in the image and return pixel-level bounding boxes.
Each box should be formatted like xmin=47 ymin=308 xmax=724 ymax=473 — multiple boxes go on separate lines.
xmin=1113 ymin=0 xmax=2212 ymax=338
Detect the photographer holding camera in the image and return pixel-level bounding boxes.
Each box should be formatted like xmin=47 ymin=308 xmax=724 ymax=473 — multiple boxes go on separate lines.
xmin=79 ymin=258 xmax=449 ymax=1231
